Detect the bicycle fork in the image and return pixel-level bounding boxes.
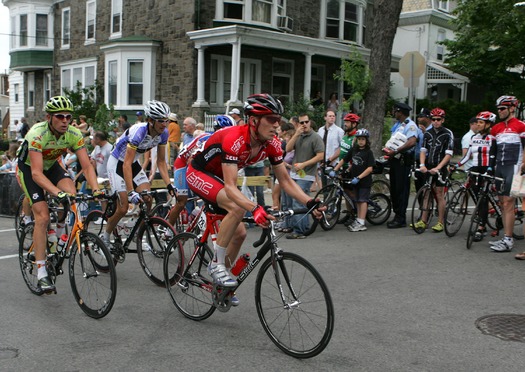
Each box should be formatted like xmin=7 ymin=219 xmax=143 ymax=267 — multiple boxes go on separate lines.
xmin=271 ymin=249 xmax=301 ymax=310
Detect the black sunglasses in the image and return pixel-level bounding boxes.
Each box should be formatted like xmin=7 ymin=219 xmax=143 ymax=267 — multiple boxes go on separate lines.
xmin=299 ymin=120 xmax=310 ymax=124
xmin=497 ymin=107 xmax=508 ymax=111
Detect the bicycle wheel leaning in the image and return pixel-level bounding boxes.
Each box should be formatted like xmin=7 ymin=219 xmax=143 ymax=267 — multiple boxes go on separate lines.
xmin=68 ymin=231 xmax=117 ymax=319
xmin=255 ymin=251 xmax=334 ymax=359
xmin=317 ymin=185 xmax=341 ymax=231
xmin=466 ymin=196 xmax=485 ymax=249
xmin=444 ymin=188 xmax=469 ymax=237
xmin=164 ymin=232 xmax=216 ymax=321
xmin=15 ymin=194 xmax=25 ymax=242
xmin=411 ymin=186 xmax=434 ymax=234
xmin=371 ymin=178 xmax=390 ymax=196
xmin=136 ymin=216 xmax=178 ymax=287
xmin=366 ymin=192 xmax=391 ymax=225
xmin=18 ymin=222 xmax=42 ymax=296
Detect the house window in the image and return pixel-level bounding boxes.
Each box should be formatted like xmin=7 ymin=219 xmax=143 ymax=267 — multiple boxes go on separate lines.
xmin=253 ymin=0 xmax=272 ymax=23
xmin=272 ymin=59 xmax=293 ymax=105
xmin=14 ymin=84 xmax=19 ymax=103
xmin=108 ymin=61 xmax=118 ymax=105
xmin=209 ymin=55 xmax=261 ymax=105
xmin=128 ymin=61 xmax=143 ymax=105
xmin=62 ymin=8 xmax=70 ymax=48
xmin=28 ymin=73 xmax=35 ymax=109
xmin=20 ymin=14 xmax=27 ymax=47
xmin=224 ymin=1 xmax=243 ymax=19
xmin=311 ymin=64 xmax=325 ymax=102
xmin=220 ymin=0 xmax=288 ymax=27
xmin=36 ymin=14 xmax=48 ymax=46
xmin=111 ymin=0 xmax=122 ymax=35
xmin=60 ymin=60 xmax=97 ymax=94
xmin=44 ymin=72 xmax=51 ymax=103
xmin=437 ymin=29 xmax=445 ymax=61
xmin=86 ymin=0 xmax=96 ymax=42
xmin=10 ymin=17 xmax=15 ymax=48
xmin=436 ymin=0 xmax=449 ymax=12
xmin=323 ymin=0 xmax=365 ymax=44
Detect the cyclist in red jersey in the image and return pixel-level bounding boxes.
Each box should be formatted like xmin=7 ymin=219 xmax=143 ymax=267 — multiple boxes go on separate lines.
xmin=187 ymin=94 xmax=323 ymax=302
xmin=489 ymin=95 xmax=525 ymax=252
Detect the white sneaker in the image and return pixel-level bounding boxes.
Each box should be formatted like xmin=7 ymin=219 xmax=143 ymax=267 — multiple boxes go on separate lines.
xmin=207 ymin=263 xmax=237 ymax=287
xmin=490 ymin=238 xmax=513 ymax=252
xmin=348 ymin=221 xmax=367 ymax=232
xmin=94 ymin=217 xmax=105 ymax=225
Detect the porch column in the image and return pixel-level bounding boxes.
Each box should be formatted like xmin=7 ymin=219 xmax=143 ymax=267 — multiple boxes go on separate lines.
xmin=227 ymin=38 xmax=243 ymax=107
xmin=303 ymin=52 xmax=313 ymax=101
xmin=192 ymin=45 xmax=209 ymax=108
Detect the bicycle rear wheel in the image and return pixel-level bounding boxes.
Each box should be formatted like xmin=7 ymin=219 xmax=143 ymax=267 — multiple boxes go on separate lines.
xmin=18 ymin=223 xmax=42 ymax=296
xmin=467 ymin=196 xmax=484 ymax=249
xmin=136 ymin=216 xmax=178 ymax=287
xmin=371 ymin=179 xmax=390 ymax=195
xmin=69 ymin=231 xmax=117 ymax=319
xmin=255 ymin=251 xmax=334 ymax=358
xmin=444 ymin=188 xmax=469 ymax=237
xmin=164 ymin=232 xmax=216 ymax=321
xmin=411 ymin=186 xmax=434 ymax=234
xmin=317 ymin=185 xmax=341 ymax=231
xmin=83 ymin=210 xmax=106 ymax=236
xmin=366 ymin=193 xmax=391 ymax=225
xmin=15 ymin=194 xmax=25 ymax=242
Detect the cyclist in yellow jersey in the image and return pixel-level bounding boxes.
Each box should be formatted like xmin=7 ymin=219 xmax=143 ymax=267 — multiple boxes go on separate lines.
xmin=17 ymin=96 xmax=102 ymax=294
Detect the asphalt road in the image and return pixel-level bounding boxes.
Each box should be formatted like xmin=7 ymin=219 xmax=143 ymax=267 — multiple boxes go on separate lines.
xmin=1 ymin=213 xmax=525 ymax=371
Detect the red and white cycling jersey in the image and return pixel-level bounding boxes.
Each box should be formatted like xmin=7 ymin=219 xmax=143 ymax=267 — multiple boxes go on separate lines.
xmin=490 ymin=117 xmax=525 ymax=166
xmin=458 ymin=133 xmax=496 ymax=168
xmin=191 ymin=125 xmax=283 ymax=178
xmin=173 ymin=132 xmax=210 ymax=169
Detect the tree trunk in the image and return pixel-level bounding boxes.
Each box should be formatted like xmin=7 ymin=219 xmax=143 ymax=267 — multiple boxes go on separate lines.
xmin=363 ymin=0 xmax=404 ymax=156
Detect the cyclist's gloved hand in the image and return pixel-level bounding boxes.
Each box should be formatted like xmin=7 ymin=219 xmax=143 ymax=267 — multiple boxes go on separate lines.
xmin=57 ymin=191 xmax=73 ymax=205
xmin=167 ymin=183 xmax=176 ymax=197
xmin=350 ymin=177 xmax=360 ymax=185
xmin=328 ymin=170 xmax=336 ymax=178
xmin=128 ymin=190 xmax=142 ymax=204
xmin=252 ymin=205 xmax=269 ymax=227
xmin=92 ymin=189 xmax=105 ymax=199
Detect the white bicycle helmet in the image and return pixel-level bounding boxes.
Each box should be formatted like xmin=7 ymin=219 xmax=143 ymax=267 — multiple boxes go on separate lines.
xmin=144 ymin=100 xmax=171 ymax=120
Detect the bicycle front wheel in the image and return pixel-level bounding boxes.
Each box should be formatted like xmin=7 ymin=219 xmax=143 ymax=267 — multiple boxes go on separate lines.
xmin=18 ymin=222 xmax=42 ymax=296
xmin=466 ymin=197 xmax=484 ymax=249
xmin=444 ymin=188 xmax=469 ymax=237
xmin=69 ymin=231 xmax=117 ymax=319
xmin=255 ymin=251 xmax=334 ymax=358
xmin=83 ymin=210 xmax=106 ymax=236
xmin=317 ymin=185 xmax=341 ymax=231
xmin=164 ymin=232 xmax=216 ymax=321
xmin=366 ymin=193 xmax=391 ymax=225
xmin=136 ymin=216 xmax=178 ymax=287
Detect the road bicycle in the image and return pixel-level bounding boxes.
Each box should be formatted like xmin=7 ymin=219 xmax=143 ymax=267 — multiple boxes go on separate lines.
xmin=83 ymin=189 xmax=177 ymax=287
xmin=466 ymin=172 xmax=524 ymax=248
xmin=163 ymin=205 xmax=334 ymax=358
xmin=150 ymin=195 xmax=206 ymax=235
xmin=18 ymin=193 xmax=117 ymax=319
xmin=411 ymin=170 xmax=459 ymax=234
xmin=305 ymin=169 xmax=391 ymax=234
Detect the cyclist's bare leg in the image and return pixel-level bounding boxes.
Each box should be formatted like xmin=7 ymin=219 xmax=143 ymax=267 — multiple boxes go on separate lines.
xmin=31 ymin=201 xmax=51 ymax=261
xmin=105 ymin=191 xmax=129 ymax=235
xmin=215 ymin=189 xmax=247 ymax=265
xmin=168 ymin=194 xmax=188 ymax=226
xmin=22 ymin=196 xmax=31 ymax=219
xmin=501 ymin=195 xmax=515 ymax=237
xmin=356 ymin=201 xmax=367 ymax=221
xmin=136 ymin=182 xmax=152 ymax=212
xmin=225 ymin=222 xmax=247 ymax=268
xmin=433 ymin=185 xmax=446 ymax=223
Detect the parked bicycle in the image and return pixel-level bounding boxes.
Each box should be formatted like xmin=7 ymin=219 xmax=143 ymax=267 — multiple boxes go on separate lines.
xmin=83 ymin=189 xmax=177 ymax=287
xmin=18 ymin=193 xmax=117 ymax=318
xmin=163 ymin=204 xmax=334 ymax=358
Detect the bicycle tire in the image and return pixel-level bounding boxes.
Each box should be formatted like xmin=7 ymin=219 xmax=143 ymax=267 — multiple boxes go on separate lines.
xmin=255 ymin=251 xmax=334 ymax=358
xmin=15 ymin=194 xmax=25 ymax=242
xmin=68 ymin=231 xmax=117 ymax=319
xmin=371 ymin=179 xmax=390 ymax=195
xmin=18 ymin=223 xmax=42 ymax=296
xmin=366 ymin=193 xmax=391 ymax=225
xmin=444 ymin=188 xmax=469 ymax=237
xmin=318 ymin=185 xmax=341 ymax=231
xmin=164 ymin=232 xmax=216 ymax=321
xmin=411 ymin=186 xmax=434 ymax=234
xmin=83 ymin=210 xmax=106 ymax=236
xmin=466 ymin=196 xmax=484 ymax=249
xmin=149 ymin=202 xmax=172 ymax=219
xmin=136 ymin=216 xmax=178 ymax=287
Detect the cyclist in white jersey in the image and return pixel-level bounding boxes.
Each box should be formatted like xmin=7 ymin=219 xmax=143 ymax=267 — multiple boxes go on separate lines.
xmin=101 ymin=100 xmax=175 ymax=246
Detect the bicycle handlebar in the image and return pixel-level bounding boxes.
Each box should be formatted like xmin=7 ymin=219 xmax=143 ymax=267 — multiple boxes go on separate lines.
xmin=468 ymin=171 xmax=504 ymax=183
xmin=251 ymin=208 xmax=311 ymax=248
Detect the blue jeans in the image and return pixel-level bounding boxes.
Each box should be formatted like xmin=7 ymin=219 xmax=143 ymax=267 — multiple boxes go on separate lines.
xmin=290 ymin=179 xmax=313 ymax=235
xmin=281 ymin=188 xmax=293 ymax=228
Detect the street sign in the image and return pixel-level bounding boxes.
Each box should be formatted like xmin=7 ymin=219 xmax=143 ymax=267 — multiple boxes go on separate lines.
xmin=399 ymin=51 xmax=425 ymax=88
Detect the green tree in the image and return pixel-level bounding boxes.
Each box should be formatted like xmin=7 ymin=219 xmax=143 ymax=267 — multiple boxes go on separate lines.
xmin=444 ymin=0 xmax=525 ymax=99
xmin=283 ymin=96 xmax=326 ymax=130
xmin=336 ymin=46 xmax=372 ymax=113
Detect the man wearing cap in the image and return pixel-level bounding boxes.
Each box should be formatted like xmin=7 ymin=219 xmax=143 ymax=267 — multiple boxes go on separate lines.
xmin=383 ymin=102 xmax=418 ymax=228
xmin=229 ymin=108 xmax=245 ymax=126
xmin=135 ymin=111 xmax=144 ymax=124
xmin=168 ymin=112 xmax=181 ymax=165
xmin=414 ymin=108 xmax=432 ymax=193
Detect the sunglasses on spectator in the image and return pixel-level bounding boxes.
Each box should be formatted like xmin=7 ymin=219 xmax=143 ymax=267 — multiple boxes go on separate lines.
xmin=431 ymin=117 xmax=443 ymax=121
xmin=299 ymin=120 xmax=310 ymax=124
xmin=54 ymin=114 xmax=73 ymax=121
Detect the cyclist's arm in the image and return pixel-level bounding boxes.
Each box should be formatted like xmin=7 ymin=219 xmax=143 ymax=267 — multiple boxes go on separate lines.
xmin=419 ymin=148 xmax=427 ymax=169
xmin=432 ymin=154 xmax=451 ymax=173
xmin=156 ymin=144 xmax=171 ymax=188
xmin=28 ymin=151 xmax=62 ymax=196
xmin=274 ymin=163 xmax=311 ymax=206
xmin=222 ymin=162 xmax=259 ymax=212
xmin=123 ymin=145 xmax=137 ymax=193
xmin=142 ymin=149 xmax=151 ymax=172
xmin=333 ymin=158 xmax=345 ymax=172
xmin=76 ymin=147 xmax=100 ymax=192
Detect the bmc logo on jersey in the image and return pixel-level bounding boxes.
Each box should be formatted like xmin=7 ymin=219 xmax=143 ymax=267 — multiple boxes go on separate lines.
xmin=231 ymin=137 xmax=244 ymax=153
xmin=186 ymin=171 xmax=213 ymax=195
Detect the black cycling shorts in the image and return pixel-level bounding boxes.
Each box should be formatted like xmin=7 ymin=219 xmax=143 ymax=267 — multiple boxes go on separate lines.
xmin=18 ymin=161 xmax=71 ymax=205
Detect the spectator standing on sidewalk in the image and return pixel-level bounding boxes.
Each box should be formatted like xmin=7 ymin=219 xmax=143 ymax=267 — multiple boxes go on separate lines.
xmin=285 ymin=113 xmax=324 ymax=239
xmin=318 ymin=110 xmax=344 ymax=187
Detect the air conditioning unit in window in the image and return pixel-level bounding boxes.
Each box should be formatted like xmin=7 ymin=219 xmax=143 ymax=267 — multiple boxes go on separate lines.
xmin=277 ymin=16 xmax=293 ymax=33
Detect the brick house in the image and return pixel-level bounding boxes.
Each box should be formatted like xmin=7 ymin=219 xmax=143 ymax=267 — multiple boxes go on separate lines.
xmin=3 ymin=0 xmax=402 ymax=127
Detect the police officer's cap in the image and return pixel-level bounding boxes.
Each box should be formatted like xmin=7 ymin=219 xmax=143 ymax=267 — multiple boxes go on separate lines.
xmin=393 ymin=102 xmax=412 ymax=112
